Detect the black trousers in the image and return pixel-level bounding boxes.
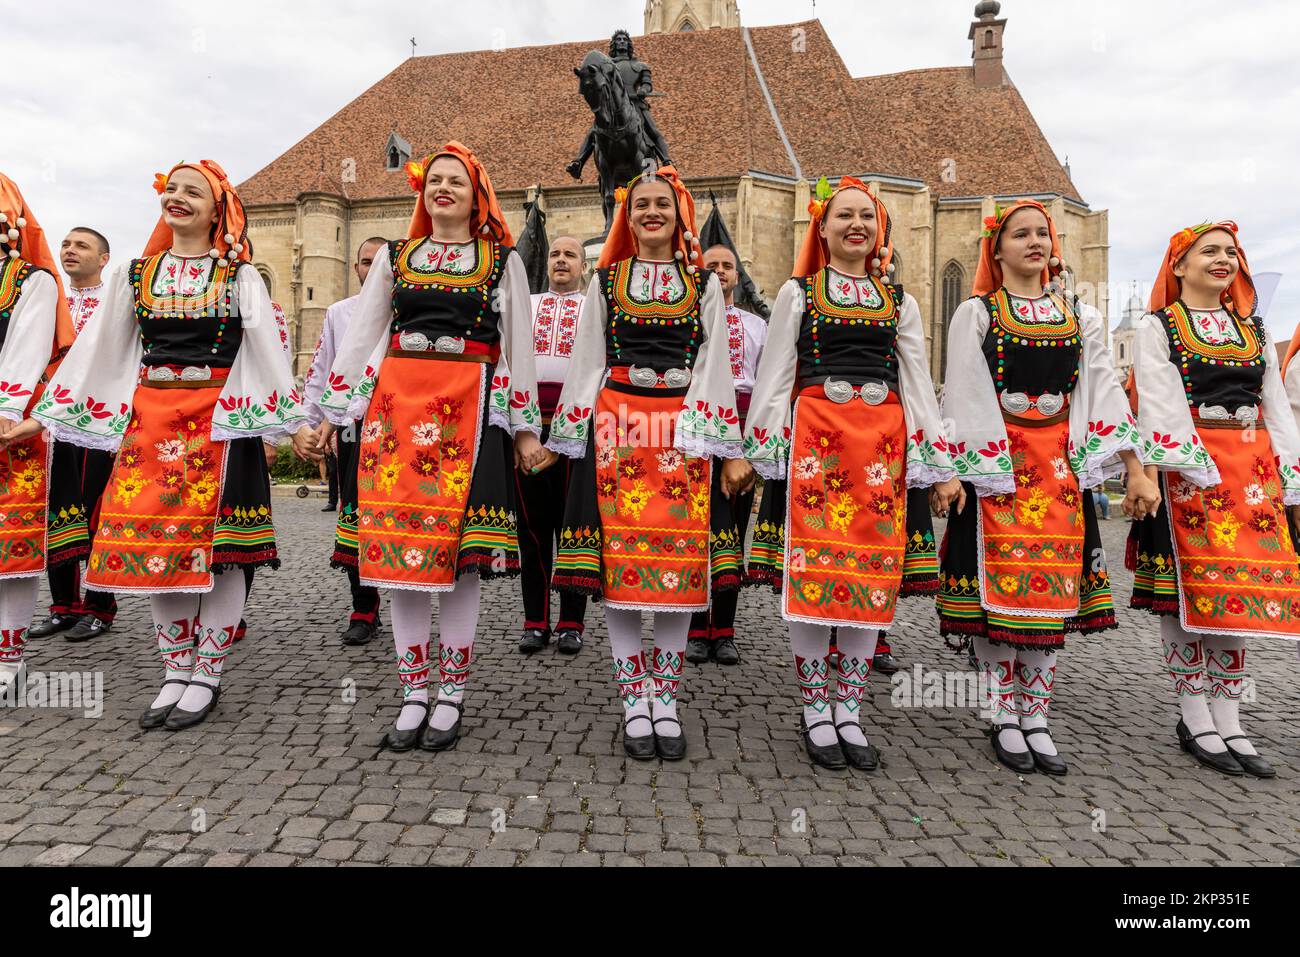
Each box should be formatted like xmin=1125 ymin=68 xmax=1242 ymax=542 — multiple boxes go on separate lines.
xmin=688 ymin=464 xmax=756 ymax=642
xmin=48 ymin=444 xmax=116 ymax=620
xmin=324 ymin=450 xmax=339 ymax=508
xmin=336 ymin=434 xmax=380 ymax=623
xmin=514 ymin=434 xmax=587 ymax=633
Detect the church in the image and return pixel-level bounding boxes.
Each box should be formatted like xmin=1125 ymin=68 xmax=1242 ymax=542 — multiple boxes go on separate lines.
xmin=238 ymin=0 xmax=1108 ymax=382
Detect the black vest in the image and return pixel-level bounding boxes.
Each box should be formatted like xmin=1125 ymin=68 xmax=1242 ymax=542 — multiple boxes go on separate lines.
xmin=796 ymin=269 xmax=902 ymax=389
xmin=131 ymin=254 xmax=243 ymax=368
xmin=1156 ymin=301 xmax=1265 ymax=409
xmin=389 ymin=238 xmax=508 ymax=346
xmin=599 ymin=258 xmax=704 ymax=370
xmin=978 ymin=289 xmax=1082 ymax=397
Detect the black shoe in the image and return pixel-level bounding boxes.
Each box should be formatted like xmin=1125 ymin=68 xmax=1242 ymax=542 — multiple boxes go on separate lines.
xmin=1222 ymin=734 xmax=1275 ymax=778
xmin=990 ymin=724 xmax=1036 ymax=773
xmin=685 ymin=637 xmax=712 ymax=664
xmin=1022 ymin=726 xmax=1068 ymax=776
xmin=713 ymin=636 xmax=740 ymax=666
xmin=322 ymin=504 xmax=338 ymax=512
xmin=801 ymin=718 xmax=847 ymax=769
xmin=653 ymin=717 xmax=687 ymax=761
xmin=139 ymin=680 xmax=190 ymax=729
xmin=1176 ymin=720 xmax=1243 ymax=776
xmin=556 ymin=628 xmax=583 ymax=655
xmin=623 ymin=714 xmax=656 ymax=760
xmin=835 ymin=722 xmax=880 ymax=770
xmin=872 ymin=651 xmax=899 ymax=675
xmin=518 ymin=628 xmax=550 ymax=654
xmin=64 ymin=615 xmax=111 ymax=643
xmin=384 ymin=700 xmax=430 ymax=752
xmin=419 ymin=701 xmax=464 ymax=751
xmin=341 ymin=619 xmax=377 ymax=646
xmin=28 ymin=613 xmax=78 ymax=639
xmin=163 ymin=685 xmax=221 ymax=730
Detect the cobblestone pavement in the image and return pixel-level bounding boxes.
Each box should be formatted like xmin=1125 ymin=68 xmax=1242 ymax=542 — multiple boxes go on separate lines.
xmin=2 ymin=493 xmax=1298 ymax=867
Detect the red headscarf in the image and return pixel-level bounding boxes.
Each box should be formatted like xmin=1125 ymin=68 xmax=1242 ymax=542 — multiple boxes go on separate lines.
xmin=144 ymin=160 xmax=251 ymax=264
xmin=403 ymin=142 xmax=512 ymax=246
xmin=0 ymin=170 xmax=75 ymax=373
xmin=793 ymin=176 xmax=893 ymax=279
xmin=1148 ymin=221 xmax=1255 ymax=321
xmin=597 ymin=166 xmax=700 ymax=270
xmin=971 ymin=199 xmax=1064 ymax=297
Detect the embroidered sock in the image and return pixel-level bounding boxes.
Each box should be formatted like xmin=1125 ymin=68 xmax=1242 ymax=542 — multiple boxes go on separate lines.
xmin=606 ymin=605 xmax=652 ymax=738
xmin=832 ymin=626 xmax=879 ymax=747
xmin=147 ymin=593 xmax=200 ymax=710
xmin=0 ymin=578 xmax=39 ymax=691
xmin=1016 ymin=647 xmax=1058 ymax=756
xmin=790 ymin=621 xmax=836 ymax=747
xmin=390 ymin=589 xmax=432 ymax=731
xmin=650 ymin=611 xmax=690 ymax=738
xmin=178 ymin=571 xmax=246 ymax=713
xmin=1160 ymin=617 xmax=1224 ymax=752
xmin=432 ymin=574 xmax=479 ymax=732
xmin=1205 ymin=632 xmax=1254 ymax=756
xmin=972 ymin=636 xmax=1026 ymax=754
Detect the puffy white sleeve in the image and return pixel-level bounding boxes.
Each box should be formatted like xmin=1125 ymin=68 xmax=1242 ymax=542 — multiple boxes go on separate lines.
xmin=0 ymin=270 xmax=57 ymax=423
xmin=486 ymin=251 xmax=543 ymax=438
xmin=545 ymin=274 xmax=608 ymax=459
xmin=1067 ymin=303 xmax=1141 ymax=488
xmin=319 ymin=244 xmax=393 ymax=426
xmin=1134 ymin=313 xmax=1219 ymax=486
xmin=301 ymin=305 xmax=339 ymax=429
xmin=32 ymin=264 xmax=141 ymax=450
xmin=895 ymin=292 xmax=957 ymax=487
xmin=675 ymin=272 xmax=742 ymax=460
xmin=740 ymin=280 xmax=801 ymax=480
xmin=940 ymin=297 xmax=1013 ymax=496
xmin=1260 ymin=329 xmax=1300 ymax=505
xmin=211 ymin=264 xmax=309 ymax=441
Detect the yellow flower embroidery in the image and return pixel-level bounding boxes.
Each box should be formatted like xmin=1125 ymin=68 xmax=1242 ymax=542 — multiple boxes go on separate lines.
xmin=1208 ymin=514 xmax=1241 ymax=550
xmin=186 ymin=473 xmax=218 ymax=509
xmin=801 ymin=581 xmax=823 ymax=603
xmin=12 ymin=465 xmax=44 ymax=496
xmin=827 ymin=493 xmax=860 ymax=532
xmin=999 ymin=574 xmax=1018 ymax=594
xmin=688 ymin=487 xmax=710 ymax=522
xmin=1018 ymin=489 xmax=1051 ymax=529
xmin=620 ymin=480 xmax=651 ymax=519
xmin=114 ymin=468 xmax=147 ymax=506
xmin=1195 ymin=596 xmax=1214 ymax=615
xmin=377 ymin=457 xmax=404 ymax=494
xmin=445 ymin=464 xmax=471 ymax=498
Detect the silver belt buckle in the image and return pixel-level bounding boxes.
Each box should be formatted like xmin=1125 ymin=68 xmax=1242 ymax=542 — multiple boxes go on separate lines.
xmin=1234 ymin=405 xmax=1259 ymax=424
xmin=1035 ymin=392 xmax=1065 ymax=416
xmin=860 ymin=382 xmax=888 ymax=406
xmin=628 ymin=365 xmax=691 ymax=388
xmin=999 ymin=391 xmax=1031 ymax=415
xmin=398 ymin=332 xmax=431 ymax=351
xmin=434 ymin=336 xmax=465 ymax=354
xmin=147 ymin=367 xmax=177 ymax=382
xmin=823 ymin=379 xmax=887 ymax=405
xmin=1198 ymin=403 xmax=1229 ymax=421
xmin=823 ymin=379 xmax=853 ymax=404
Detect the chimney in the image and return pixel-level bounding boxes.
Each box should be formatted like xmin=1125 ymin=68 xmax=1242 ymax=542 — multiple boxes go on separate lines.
xmin=968 ymin=1 xmax=1007 ymax=89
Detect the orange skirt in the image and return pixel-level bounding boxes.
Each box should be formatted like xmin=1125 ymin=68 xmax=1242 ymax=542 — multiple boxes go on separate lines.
xmin=1166 ymin=422 xmax=1300 ymax=637
xmin=0 ymin=386 xmax=55 ymax=578
xmin=783 ymin=388 xmax=907 ymax=627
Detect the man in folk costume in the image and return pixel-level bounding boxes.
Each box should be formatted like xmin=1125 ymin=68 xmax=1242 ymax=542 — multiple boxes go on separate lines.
xmin=516 ymin=236 xmax=589 ymax=656
xmin=1131 ymin=221 xmax=1300 ymax=778
xmin=314 ymin=143 xmax=544 ymax=753
xmin=548 ymin=167 xmax=754 ymax=760
xmin=34 ymin=160 xmax=312 ymax=729
xmin=939 ymin=200 xmax=1159 ymax=775
xmin=0 ymin=173 xmax=90 ymax=695
xmin=685 ymin=243 xmax=767 ymax=667
xmin=28 ymin=227 xmax=118 ymax=643
xmin=299 ymin=237 xmax=386 ymax=646
xmin=742 ymin=177 xmax=961 ymax=770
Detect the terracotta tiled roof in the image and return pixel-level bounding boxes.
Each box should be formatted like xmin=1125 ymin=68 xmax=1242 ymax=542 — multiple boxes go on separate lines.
xmin=238 ymin=20 xmax=1082 ymax=206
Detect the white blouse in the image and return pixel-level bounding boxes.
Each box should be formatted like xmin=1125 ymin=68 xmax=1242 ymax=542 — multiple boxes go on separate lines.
xmin=0 ymin=269 xmax=58 ymax=423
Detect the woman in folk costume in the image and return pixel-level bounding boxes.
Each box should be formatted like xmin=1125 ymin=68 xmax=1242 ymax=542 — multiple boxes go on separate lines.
xmin=547 ymin=167 xmax=753 ymax=761
xmin=315 ymin=143 xmax=544 ymax=753
xmin=33 ymin=161 xmax=311 ymax=729
xmin=938 ymin=200 xmax=1159 ymax=775
xmin=0 ymin=173 xmax=89 ymax=696
xmin=1130 ymin=221 xmax=1300 ymax=778
xmin=742 ymin=177 xmax=961 ymax=770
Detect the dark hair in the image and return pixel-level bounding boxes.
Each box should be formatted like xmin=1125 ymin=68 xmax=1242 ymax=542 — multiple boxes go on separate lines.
xmin=69 ymin=226 xmax=110 ymax=256
xmin=357 ymin=236 xmax=387 ymax=259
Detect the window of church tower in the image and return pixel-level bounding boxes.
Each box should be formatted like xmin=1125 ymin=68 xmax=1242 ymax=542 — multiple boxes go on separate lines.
xmin=984 ymin=29 xmax=995 ymax=48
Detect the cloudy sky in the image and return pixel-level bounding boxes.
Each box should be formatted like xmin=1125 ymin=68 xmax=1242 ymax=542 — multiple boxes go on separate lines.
xmin=4 ymin=0 xmax=1297 ymax=334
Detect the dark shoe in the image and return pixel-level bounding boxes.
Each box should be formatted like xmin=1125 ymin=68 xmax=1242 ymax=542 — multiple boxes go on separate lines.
xmin=384 ymin=700 xmax=430 ymax=752
xmin=835 ymin=722 xmax=880 ymax=770
xmin=322 ymin=504 xmax=338 ymax=512
xmin=652 ymin=717 xmax=687 ymax=761
xmin=163 ymin=685 xmax=221 ymax=730
xmin=685 ymin=637 xmax=712 ymax=664
xmin=518 ymin=628 xmax=550 ymax=654
xmin=556 ymin=628 xmax=583 ymax=655
xmin=713 ymin=636 xmax=740 ymax=666
xmin=990 ymin=724 xmax=1036 ymax=774
xmin=341 ymin=619 xmax=377 ymax=646
xmin=1176 ymin=720 xmax=1243 ymax=776
xmin=139 ymin=680 xmax=190 ymax=729
xmin=28 ymin=613 xmax=78 ymax=639
xmin=1022 ymin=726 xmax=1068 ymax=776
xmin=1222 ymin=734 xmax=1275 ymax=778
xmin=419 ymin=701 xmax=464 ymax=752
xmin=623 ymin=714 xmax=656 ymax=760
xmin=872 ymin=651 xmax=899 ymax=675
xmin=801 ymin=718 xmax=847 ymax=769
xmin=64 ymin=615 xmax=110 ymax=643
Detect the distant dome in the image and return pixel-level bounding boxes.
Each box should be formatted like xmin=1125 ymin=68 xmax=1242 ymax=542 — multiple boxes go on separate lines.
xmin=975 ymin=1 xmax=1002 ymax=17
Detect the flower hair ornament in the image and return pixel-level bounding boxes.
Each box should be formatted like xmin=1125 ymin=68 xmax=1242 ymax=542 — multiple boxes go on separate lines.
xmin=143 ymin=160 xmax=252 ymax=266
xmin=404 ymin=158 xmax=426 ymax=193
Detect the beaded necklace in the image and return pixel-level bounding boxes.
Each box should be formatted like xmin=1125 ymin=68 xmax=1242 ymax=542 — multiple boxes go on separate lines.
xmin=605 ymin=258 xmax=702 ymax=364
xmin=803 ymin=268 xmax=899 ymax=369
xmin=986 ymin=288 xmax=1081 ymax=392
xmin=0 ymin=257 xmax=35 ymax=323
xmin=131 ymin=252 xmax=238 ymax=358
xmin=1162 ymin=301 xmax=1263 ymax=405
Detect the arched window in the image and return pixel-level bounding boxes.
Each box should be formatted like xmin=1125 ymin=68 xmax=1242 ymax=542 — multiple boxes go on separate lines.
xmin=938 ymin=261 xmax=965 ymax=382
xmin=1117 ymin=342 xmax=1125 ymax=363
xmin=984 ymin=29 xmax=995 ymax=48
xmin=888 ymin=248 xmax=903 ymax=284
xmin=388 ymin=145 xmax=400 ymax=169
xmin=255 ymin=264 xmax=274 ymax=300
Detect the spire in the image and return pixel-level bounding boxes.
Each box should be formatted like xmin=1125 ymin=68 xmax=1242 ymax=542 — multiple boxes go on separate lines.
xmin=968 ymin=1 xmax=1007 ymax=89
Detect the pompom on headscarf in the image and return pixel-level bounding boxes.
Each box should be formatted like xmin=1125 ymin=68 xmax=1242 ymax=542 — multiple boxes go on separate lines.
xmin=0 ymin=170 xmax=76 ymax=373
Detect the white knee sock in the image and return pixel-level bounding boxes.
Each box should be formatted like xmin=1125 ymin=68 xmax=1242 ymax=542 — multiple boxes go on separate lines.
xmin=650 ymin=611 xmax=690 ymax=738
xmin=1205 ymin=632 xmax=1254 ymax=755
xmin=148 ymin=593 xmax=201 ymax=709
xmin=1017 ymin=647 xmax=1059 ymax=755
xmin=606 ymin=605 xmax=652 ymax=737
xmin=1160 ymin=617 xmax=1224 ymax=752
xmin=789 ymin=621 xmax=836 ymax=747
xmin=832 ymin=626 xmax=879 ymax=747
xmin=972 ymin=635 xmax=1026 ymax=753
xmin=390 ymin=589 xmax=433 ymax=731
xmin=0 ymin=577 xmax=40 ymax=693
xmin=432 ymin=574 xmax=480 ymax=731
xmin=177 ymin=570 xmax=246 ymax=712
